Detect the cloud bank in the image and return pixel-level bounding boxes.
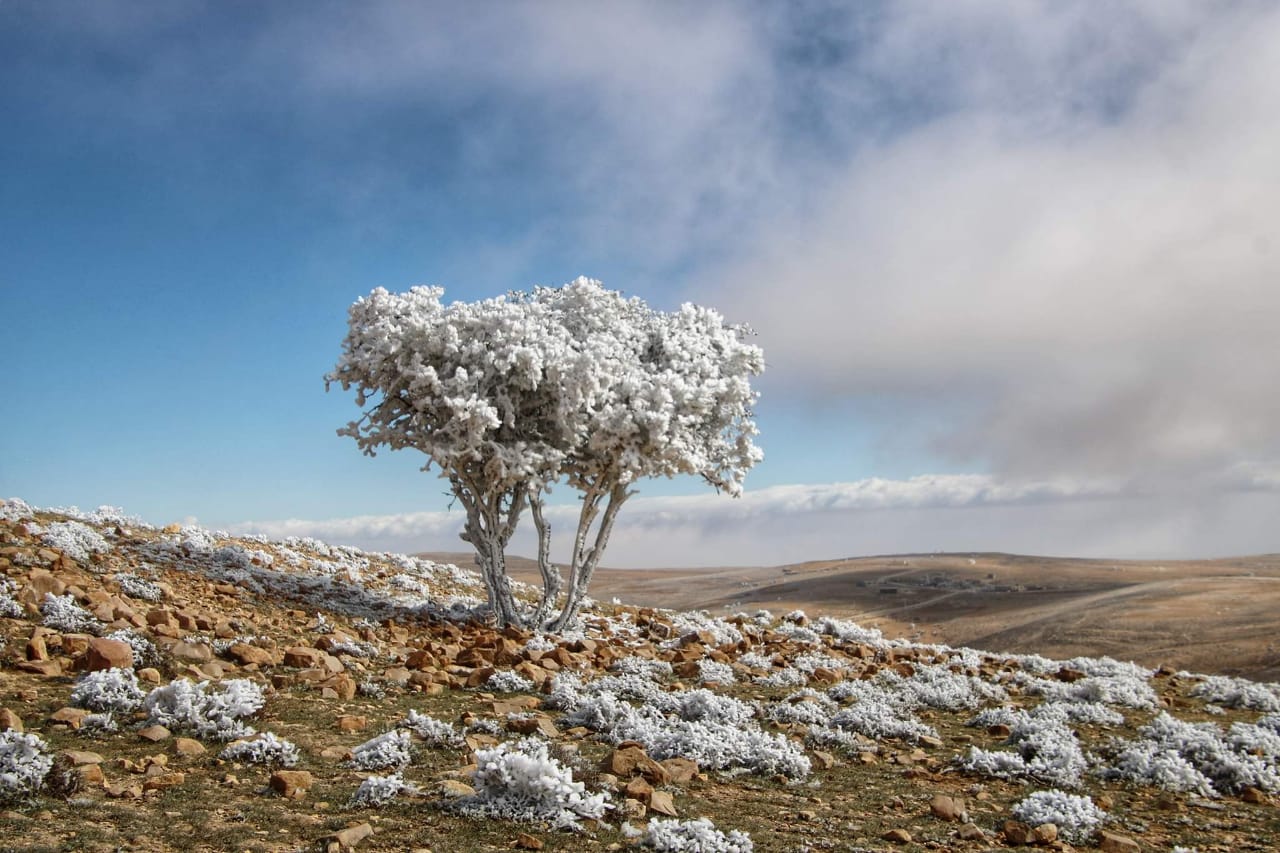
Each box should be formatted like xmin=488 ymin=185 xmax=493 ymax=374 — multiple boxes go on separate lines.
xmin=235 ymin=473 xmax=1280 ymax=567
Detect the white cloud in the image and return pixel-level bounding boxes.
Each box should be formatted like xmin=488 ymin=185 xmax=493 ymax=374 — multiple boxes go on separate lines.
xmin=234 ymin=473 xmax=1280 ymax=567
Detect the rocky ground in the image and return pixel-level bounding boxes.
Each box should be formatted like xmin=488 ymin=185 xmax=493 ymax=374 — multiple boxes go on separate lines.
xmin=2 ymin=499 xmax=1279 ymax=853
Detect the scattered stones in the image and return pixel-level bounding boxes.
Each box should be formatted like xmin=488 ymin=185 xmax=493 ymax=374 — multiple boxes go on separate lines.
xmin=955 ymin=823 xmax=986 ymax=841
xmin=270 ymin=770 xmax=314 ymax=799
xmin=336 ymin=715 xmax=369 ymax=732
xmin=1031 ymin=823 xmax=1058 ymax=844
xmin=142 ymin=771 xmax=185 ymax=791
xmin=929 ymin=793 xmax=966 ymax=822
xmin=1002 ymin=820 xmax=1033 ymax=845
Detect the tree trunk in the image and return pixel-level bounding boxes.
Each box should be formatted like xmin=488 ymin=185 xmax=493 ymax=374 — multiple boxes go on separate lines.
xmin=549 ymin=481 xmax=631 ymax=632
xmin=529 ymin=494 xmax=562 ymax=629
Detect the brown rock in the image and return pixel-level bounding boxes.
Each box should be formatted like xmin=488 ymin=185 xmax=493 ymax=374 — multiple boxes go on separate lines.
xmin=647 ymin=790 xmax=678 ymax=817
xmin=322 ymin=822 xmax=374 ymax=852
xmin=1098 ymin=831 xmax=1142 ymax=853
xmin=16 ymin=659 xmax=63 ymax=676
xmin=170 ymin=641 xmax=212 ymax=663
xmin=1241 ymin=786 xmax=1268 ymax=804
xmin=85 ymin=637 xmax=134 ymax=671
xmin=439 ymin=779 xmax=475 ymax=798
xmin=605 ymin=745 xmax=669 ymax=785
xmin=955 ymin=823 xmax=986 ymax=841
xmin=881 ymin=828 xmax=912 ymax=843
xmin=621 ymin=797 xmax=647 ymax=819
xmin=624 ymin=777 xmax=654 ymax=801
xmin=104 ymin=781 xmax=143 ymax=799
xmin=1003 ymin=820 xmax=1033 ymax=845
xmin=284 ymin=646 xmax=324 ymax=667
xmin=49 ymin=707 xmax=89 ymax=729
xmin=660 ymin=757 xmax=699 ymax=784
xmin=336 ymin=715 xmax=369 ymax=732
xmin=324 ymin=673 xmax=357 ymax=700
xmin=1031 ymin=823 xmax=1058 ymax=844
xmin=142 ymin=771 xmax=185 ymax=790
xmin=173 ymin=738 xmax=206 ymax=757
xmin=0 ymin=708 xmax=23 ymax=732
xmin=137 ymin=725 xmax=171 ymax=742
xmin=270 ymin=769 xmax=314 ymax=799
xmin=226 ymin=643 xmax=274 ymax=667
xmin=60 ymin=750 xmax=104 ymax=766
xmin=930 ymin=793 xmax=966 ymax=822
xmin=25 ymin=633 xmax=48 ymax=661
xmin=514 ymin=833 xmax=544 ymax=850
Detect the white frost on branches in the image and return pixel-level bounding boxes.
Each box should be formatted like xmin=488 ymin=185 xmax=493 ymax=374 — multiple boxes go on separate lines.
xmin=456 ymin=737 xmax=610 ymax=830
xmin=329 ymin=278 xmax=763 ymax=629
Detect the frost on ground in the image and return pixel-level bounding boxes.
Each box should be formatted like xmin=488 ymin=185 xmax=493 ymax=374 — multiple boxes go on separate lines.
xmin=0 ymin=731 xmax=53 ymax=805
xmin=1011 ymin=790 xmax=1107 ymax=843
xmin=70 ymin=668 xmax=145 ymax=714
xmin=350 ymin=730 xmax=414 ymax=771
xmin=142 ymin=678 xmax=264 ymax=741
xmin=644 ymin=817 xmax=754 ymax=852
xmin=455 ymin=738 xmax=610 ymax=830
xmin=220 ymin=732 xmax=301 ymax=768
xmin=349 ymin=772 xmax=421 ymax=808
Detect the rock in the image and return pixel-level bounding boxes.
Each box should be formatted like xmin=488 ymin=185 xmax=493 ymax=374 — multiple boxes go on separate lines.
xmin=104 ymin=781 xmax=143 ymax=799
xmin=605 ymin=745 xmax=669 ymax=785
xmin=60 ymin=750 xmax=104 ymax=766
xmin=336 ymin=715 xmax=369 ymax=732
xmin=226 ymin=643 xmax=274 ymax=667
xmin=137 ymin=667 xmax=162 ymax=684
xmin=881 ymin=828 xmax=912 ymax=843
xmin=322 ymin=822 xmax=374 ymax=851
xmin=514 ymin=833 xmax=544 ymax=850
xmin=173 ymin=738 xmax=206 ymax=757
xmin=142 ymin=771 xmax=185 ymax=790
xmin=955 ymin=823 xmax=986 ymax=841
xmin=810 ymin=750 xmax=836 ymax=770
xmin=1098 ymin=830 xmax=1142 ymax=853
xmin=647 ymin=790 xmax=678 ymax=817
xmin=270 ymin=770 xmax=314 ymax=799
xmin=284 ymin=646 xmax=324 ymax=667
xmin=170 ymin=641 xmax=213 ymax=663
xmin=621 ymin=797 xmax=647 ymax=819
xmin=930 ymin=793 xmax=966 ymax=822
xmin=661 ymin=757 xmax=700 ymax=784
xmin=49 ymin=707 xmax=89 ymax=729
xmin=439 ymin=780 xmax=475 ymax=798
xmin=623 ymin=777 xmax=654 ymax=801
xmin=1031 ymin=823 xmax=1058 ymax=844
xmin=0 ymin=708 xmax=23 ymax=732
xmin=1241 ymin=786 xmax=1267 ymax=804
xmin=85 ymin=637 xmax=134 ymax=671
xmin=16 ymin=659 xmax=63 ymax=677
xmin=1002 ymin=820 xmax=1032 ymax=845
xmin=137 ymin=725 xmax=171 ymax=742
xmin=26 ymin=633 xmax=48 ymax=661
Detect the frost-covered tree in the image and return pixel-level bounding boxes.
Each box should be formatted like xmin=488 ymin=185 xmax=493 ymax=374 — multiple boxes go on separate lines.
xmin=328 ymin=277 xmax=763 ymax=629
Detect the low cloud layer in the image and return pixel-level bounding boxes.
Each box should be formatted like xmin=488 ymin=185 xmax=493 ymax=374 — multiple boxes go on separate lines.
xmin=234 ymin=473 xmax=1280 ymax=567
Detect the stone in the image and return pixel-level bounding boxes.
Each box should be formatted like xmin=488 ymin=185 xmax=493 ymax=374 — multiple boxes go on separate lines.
xmin=60 ymin=750 xmax=104 ymax=766
xmin=138 ymin=667 xmax=162 ymax=684
xmin=1003 ymin=820 xmax=1033 ymax=845
xmin=881 ymin=828 xmax=912 ymax=843
xmin=605 ymin=745 xmax=669 ymax=785
xmin=514 ymin=833 xmax=544 ymax=850
xmin=1031 ymin=823 xmax=1058 ymax=844
xmin=16 ymin=659 xmax=63 ymax=677
xmin=49 ymin=707 xmax=89 ymax=729
xmin=322 ymin=822 xmax=374 ymax=851
xmin=173 ymin=738 xmax=206 ymax=757
xmin=170 ymin=641 xmax=212 ymax=663
xmin=85 ymin=637 xmax=134 ymax=671
xmin=660 ymin=757 xmax=699 ymax=784
xmin=930 ymin=793 xmax=966 ymax=822
xmin=439 ymin=780 xmax=475 ymax=798
xmin=621 ymin=797 xmax=647 ymax=819
xmin=284 ymin=646 xmax=324 ymax=667
xmin=26 ymin=634 xmax=48 ymax=661
xmin=104 ymin=781 xmax=143 ymax=799
xmin=623 ymin=776 xmax=654 ymax=801
xmin=137 ymin=725 xmax=171 ymax=742
xmin=647 ymin=790 xmax=678 ymax=817
xmin=226 ymin=643 xmax=274 ymax=667
xmin=0 ymin=708 xmax=23 ymax=732
xmin=1241 ymin=786 xmax=1267 ymax=804
xmin=270 ymin=770 xmax=314 ymax=798
xmin=142 ymin=771 xmax=185 ymax=790
xmin=336 ymin=715 xmax=369 ymax=732
xmin=955 ymin=823 xmax=986 ymax=841
xmin=1098 ymin=831 xmax=1142 ymax=853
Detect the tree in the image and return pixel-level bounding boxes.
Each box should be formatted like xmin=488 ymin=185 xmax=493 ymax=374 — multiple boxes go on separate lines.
xmin=327 ymin=277 xmax=763 ymax=630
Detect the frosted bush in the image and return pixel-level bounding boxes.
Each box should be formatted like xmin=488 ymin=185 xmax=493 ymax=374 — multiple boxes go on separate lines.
xmin=71 ymin=668 xmax=145 ymax=713
xmin=466 ymin=718 xmax=503 ymax=737
xmin=766 ymin=691 xmax=838 ymax=726
xmin=1189 ymin=675 xmax=1280 ymax=712
xmin=824 ymin=702 xmax=939 ymax=743
xmin=484 ymin=670 xmax=535 ymax=693
xmin=610 ymin=657 xmax=672 ymax=680
xmin=523 ymin=635 xmax=558 ymax=654
xmin=327 ymin=639 xmax=379 ymax=658
xmin=116 ymin=573 xmax=164 ymax=602
xmin=1259 ymin=713 xmax=1280 ymax=734
xmin=1024 ymin=673 xmax=1156 ymax=710
xmin=644 ymin=817 xmax=754 ymax=852
xmin=957 ymin=710 xmax=1088 ymax=788
xmin=456 ymin=738 xmax=609 ymax=830
xmin=737 ymin=652 xmax=776 ymax=671
xmin=79 ymin=713 xmax=118 ymax=735
xmin=400 ymin=710 xmax=463 ymax=747
xmin=774 ymin=622 xmax=821 ymax=645
xmin=1011 ymin=790 xmax=1107 ymax=843
xmin=349 ymin=772 xmax=420 ymax=808
xmin=697 ymin=659 xmax=736 ymax=685
xmin=0 ymin=730 xmax=53 ymax=804
xmin=41 ymin=521 xmax=111 ymax=565
xmin=106 ymin=629 xmax=161 ymax=668
xmin=1103 ymin=712 xmax=1280 ymax=796
xmin=220 ymin=732 xmax=300 ymax=767
xmin=0 ymin=578 xmax=23 ymax=618
xmin=143 ymin=678 xmax=264 ymax=741
xmin=0 ymin=497 xmax=34 ymax=522
xmin=41 ymin=593 xmax=102 ymax=634
xmin=665 ymin=613 xmax=743 ymax=648
xmin=755 ymin=667 xmax=808 ymax=688
xmin=815 ymin=616 xmax=884 ymax=645
xmin=350 ymin=729 xmax=414 ymax=770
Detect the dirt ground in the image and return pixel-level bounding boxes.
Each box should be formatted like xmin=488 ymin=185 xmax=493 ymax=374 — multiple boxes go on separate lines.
xmin=425 ymin=551 xmax=1280 ymax=682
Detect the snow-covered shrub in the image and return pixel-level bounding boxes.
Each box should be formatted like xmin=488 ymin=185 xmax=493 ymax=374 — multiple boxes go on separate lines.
xmin=0 ymin=497 xmax=34 ymax=523
xmin=697 ymin=659 xmax=736 ymax=685
xmin=1102 ymin=712 xmax=1280 ymax=796
xmin=105 ymin=629 xmax=161 ymax=668
xmin=957 ymin=710 xmax=1089 ymax=788
xmin=1188 ymin=675 xmax=1280 ymax=712
xmin=736 ymin=651 xmax=776 ymax=671
xmin=40 ymin=593 xmax=102 ymax=634
xmin=1023 ymin=672 xmax=1156 ymax=710
xmin=0 ymin=731 xmax=53 ymax=804
xmin=143 ymin=678 xmax=264 ymax=741
xmin=349 ymin=772 xmax=420 ymax=808
xmin=644 ymin=817 xmax=754 ymax=852
xmin=220 ymin=732 xmax=300 ymax=767
xmin=400 ymin=710 xmax=463 ymax=747
xmin=79 ymin=713 xmax=118 ymax=735
xmin=609 ymin=657 xmax=673 ymax=680
xmin=755 ymin=667 xmax=808 ymax=688
xmin=70 ymin=668 xmax=145 ymax=713
xmin=456 ymin=738 xmax=609 ymax=830
xmin=766 ymin=691 xmax=837 ymax=726
xmin=484 ymin=670 xmax=535 ymax=693
xmin=0 ymin=578 xmax=23 ymax=618
xmin=1011 ymin=790 xmax=1107 ymax=843
xmin=465 ymin=718 xmax=503 ymax=737
xmin=350 ymin=730 xmax=414 ymax=770
xmin=327 ymin=639 xmax=379 ymax=659
xmin=814 ymin=616 xmax=884 ymax=645
xmin=41 ymin=521 xmax=111 ymax=565
xmin=116 ymin=573 xmax=164 ymax=602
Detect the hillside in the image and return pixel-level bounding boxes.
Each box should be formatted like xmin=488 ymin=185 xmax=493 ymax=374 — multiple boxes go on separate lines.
xmin=3 ymin=498 xmax=1280 ymax=852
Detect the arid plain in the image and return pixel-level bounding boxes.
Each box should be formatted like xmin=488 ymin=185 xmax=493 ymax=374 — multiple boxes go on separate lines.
xmin=424 ymin=551 xmax=1280 ymax=683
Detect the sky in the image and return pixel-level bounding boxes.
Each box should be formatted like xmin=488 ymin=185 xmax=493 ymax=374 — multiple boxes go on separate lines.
xmin=3 ymin=1 xmax=1279 ymax=567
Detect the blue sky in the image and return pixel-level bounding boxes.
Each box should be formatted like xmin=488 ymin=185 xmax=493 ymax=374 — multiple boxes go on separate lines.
xmin=4 ymin=2 xmax=1279 ymax=566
